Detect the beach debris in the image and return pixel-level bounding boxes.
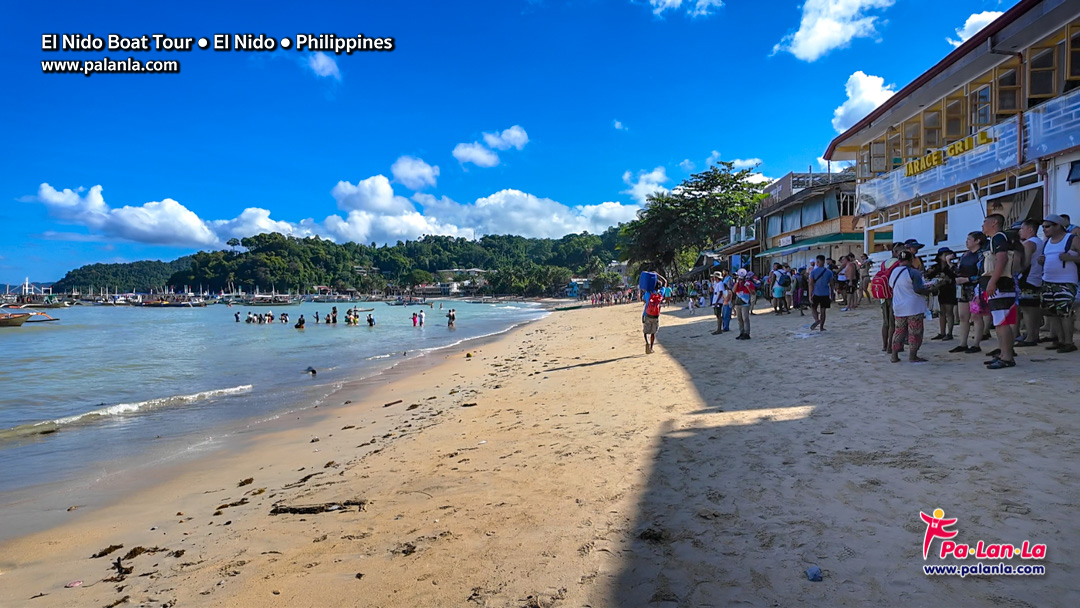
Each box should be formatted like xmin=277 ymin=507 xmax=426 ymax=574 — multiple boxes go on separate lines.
xmin=91 ymin=544 xmax=124 ymax=559
xmin=66 ymin=505 xmax=80 ymax=512
xmin=168 ymin=549 xmax=185 ymax=559
xmin=245 ymin=487 xmax=266 ymax=496
xmin=29 ymin=592 xmax=49 ymax=599
xmin=111 ymin=557 xmax=133 ymax=578
xmin=284 ymin=472 xmax=323 ymax=488
xmin=305 ymin=367 xmax=317 ymax=376
xmin=122 ymin=546 xmax=168 ymax=561
xmin=805 ymin=565 xmax=823 ymax=582
xmin=355 ymin=572 xmax=365 ymax=580
xmin=343 ymin=400 xmax=352 ymax=405
xmin=216 ymin=498 xmax=249 ymax=510
xmin=64 ymin=580 xmax=83 ymax=588
xmin=310 ymin=437 xmax=320 ymax=443
xmin=391 ymin=542 xmax=418 ymax=556
xmin=103 ymin=596 xmax=130 ymax=607
xmin=270 ymin=499 xmax=368 ymax=515
xmin=384 ymin=400 xmax=403 ymax=408
xmin=462 ymin=403 xmax=478 ymax=408
xmin=238 ymin=477 xmax=254 ymax=487
xmin=341 ymin=425 xmax=356 ymax=430
xmin=406 ymin=403 xmax=421 ymax=411
xmin=324 ymin=461 xmax=336 ymax=468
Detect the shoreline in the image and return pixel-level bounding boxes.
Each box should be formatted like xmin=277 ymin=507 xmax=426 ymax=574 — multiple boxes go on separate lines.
xmin=2 ymin=302 xmax=1074 ymax=607
xmin=0 ymin=311 xmax=546 ymax=544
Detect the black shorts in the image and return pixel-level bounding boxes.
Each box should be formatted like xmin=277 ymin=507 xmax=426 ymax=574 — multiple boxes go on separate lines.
xmin=812 ymin=295 xmax=831 ymax=308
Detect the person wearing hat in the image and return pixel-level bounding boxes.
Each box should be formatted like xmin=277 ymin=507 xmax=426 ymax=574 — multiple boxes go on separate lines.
xmin=733 ymin=268 xmax=754 ymax=340
xmin=1037 ymin=213 xmax=1080 ymax=353
xmin=904 ymin=239 xmax=926 ymax=270
xmin=925 ymin=246 xmax=957 ymax=340
xmin=889 ymin=250 xmax=932 ymax=363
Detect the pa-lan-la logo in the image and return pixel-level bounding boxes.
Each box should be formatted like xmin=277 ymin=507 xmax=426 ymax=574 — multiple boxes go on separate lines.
xmin=920 ymin=508 xmax=1047 ymax=561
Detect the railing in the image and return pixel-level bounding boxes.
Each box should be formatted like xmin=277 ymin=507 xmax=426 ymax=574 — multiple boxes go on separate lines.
xmin=1023 ymin=86 xmax=1080 ymax=159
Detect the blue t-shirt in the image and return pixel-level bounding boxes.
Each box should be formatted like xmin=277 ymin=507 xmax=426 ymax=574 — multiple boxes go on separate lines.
xmin=810 ymin=266 xmax=833 ymax=297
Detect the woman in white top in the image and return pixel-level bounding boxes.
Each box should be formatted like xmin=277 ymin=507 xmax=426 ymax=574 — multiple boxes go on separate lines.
xmin=889 ymin=251 xmax=932 ymax=363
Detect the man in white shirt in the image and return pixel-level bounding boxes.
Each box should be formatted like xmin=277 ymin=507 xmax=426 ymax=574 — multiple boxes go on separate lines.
xmin=710 ymin=271 xmax=725 ymax=335
xmin=890 ymin=251 xmax=932 ymax=363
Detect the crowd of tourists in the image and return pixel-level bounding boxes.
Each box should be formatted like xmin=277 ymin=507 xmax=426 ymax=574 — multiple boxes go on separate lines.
xmin=638 ymin=212 xmax=1080 ymax=366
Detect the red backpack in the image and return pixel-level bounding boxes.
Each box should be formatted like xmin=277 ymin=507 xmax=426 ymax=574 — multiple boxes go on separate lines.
xmin=645 ymin=292 xmax=663 ymax=317
xmin=870 ymin=259 xmax=901 ymax=299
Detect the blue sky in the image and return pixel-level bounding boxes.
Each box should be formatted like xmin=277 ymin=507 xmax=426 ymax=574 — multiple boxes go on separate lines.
xmin=1 ymin=0 xmax=1016 ymax=282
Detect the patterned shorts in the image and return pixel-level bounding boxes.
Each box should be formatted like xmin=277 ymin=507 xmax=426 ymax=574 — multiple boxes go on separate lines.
xmin=988 ymin=291 xmax=1018 ymax=326
xmin=1040 ymin=282 xmax=1078 ymax=316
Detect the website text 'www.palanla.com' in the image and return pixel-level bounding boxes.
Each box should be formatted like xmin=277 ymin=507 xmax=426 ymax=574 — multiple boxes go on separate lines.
xmin=41 ymin=57 xmax=180 ymax=76
xmin=923 ymin=562 xmax=1046 ymax=577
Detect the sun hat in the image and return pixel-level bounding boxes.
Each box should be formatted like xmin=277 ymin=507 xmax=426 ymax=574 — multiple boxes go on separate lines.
xmin=737 ymin=268 xmax=748 ymax=277
xmin=937 ymin=246 xmax=953 ymax=255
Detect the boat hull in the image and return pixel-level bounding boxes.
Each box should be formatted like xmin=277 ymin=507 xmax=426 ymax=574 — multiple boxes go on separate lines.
xmin=0 ymin=313 xmax=31 ymax=327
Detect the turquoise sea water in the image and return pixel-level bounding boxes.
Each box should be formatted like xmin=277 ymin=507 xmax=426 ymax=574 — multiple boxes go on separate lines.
xmin=0 ymin=301 xmax=546 ymax=495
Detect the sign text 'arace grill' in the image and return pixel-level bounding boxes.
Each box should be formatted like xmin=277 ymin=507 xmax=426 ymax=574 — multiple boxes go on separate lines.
xmin=904 ymin=131 xmax=996 ymax=178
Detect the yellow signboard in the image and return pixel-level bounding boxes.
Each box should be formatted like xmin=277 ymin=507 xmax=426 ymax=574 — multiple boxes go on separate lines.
xmin=905 ymin=131 xmax=995 ymax=177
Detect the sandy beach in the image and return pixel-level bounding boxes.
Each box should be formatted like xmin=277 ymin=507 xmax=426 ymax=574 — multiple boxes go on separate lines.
xmin=1 ymin=302 xmax=1076 ymax=607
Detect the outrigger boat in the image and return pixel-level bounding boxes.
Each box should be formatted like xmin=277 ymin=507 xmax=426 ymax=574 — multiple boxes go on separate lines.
xmin=0 ymin=311 xmax=59 ymax=327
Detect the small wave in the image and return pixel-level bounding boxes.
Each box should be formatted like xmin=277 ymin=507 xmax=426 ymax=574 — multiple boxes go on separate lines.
xmin=0 ymin=385 xmax=254 ymax=443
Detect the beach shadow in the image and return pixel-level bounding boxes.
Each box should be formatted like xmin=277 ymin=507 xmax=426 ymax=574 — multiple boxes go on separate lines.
xmin=543 ymin=356 xmax=640 ymax=373
xmin=599 ymin=304 xmax=1079 ymax=607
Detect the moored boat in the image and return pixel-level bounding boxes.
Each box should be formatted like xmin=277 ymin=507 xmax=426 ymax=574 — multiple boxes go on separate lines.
xmin=0 ymin=313 xmax=32 ymax=327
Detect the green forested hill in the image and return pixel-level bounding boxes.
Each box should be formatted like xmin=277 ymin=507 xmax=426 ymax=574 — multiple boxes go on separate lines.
xmin=51 ymin=229 xmax=621 ymax=296
xmin=51 ymin=257 xmax=195 ymax=293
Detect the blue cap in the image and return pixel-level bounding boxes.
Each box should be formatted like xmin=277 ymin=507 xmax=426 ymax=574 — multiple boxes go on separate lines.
xmin=937 ymin=246 xmax=953 ymax=255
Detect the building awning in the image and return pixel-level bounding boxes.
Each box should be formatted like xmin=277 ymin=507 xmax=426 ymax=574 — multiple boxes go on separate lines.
xmin=760 ymin=233 xmax=863 ymax=257
xmin=717 ymin=239 xmax=759 ymax=256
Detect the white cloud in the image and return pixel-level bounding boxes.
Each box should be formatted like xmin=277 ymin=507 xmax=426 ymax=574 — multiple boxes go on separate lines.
xmin=27 ymin=177 xmax=642 ymax=250
xmin=831 ymin=70 xmax=895 ymax=133
xmin=773 ymin=0 xmax=894 ymax=62
xmin=481 ymin=125 xmax=529 ymax=151
xmin=705 ymin=150 xmax=722 ymax=167
xmin=679 ymin=159 xmax=696 ymax=171
xmin=390 ymin=156 xmax=440 ymax=190
xmin=613 ymin=120 xmax=627 ymax=131
xmin=746 ymin=173 xmax=776 ymax=185
xmin=730 ymin=158 xmax=762 ymax=169
xmin=307 ymin=52 xmax=341 ymax=80
xmin=621 ymin=167 xmax=670 ymax=205
xmin=330 ymin=175 xmax=415 ymax=214
xmin=648 ymin=0 xmax=724 ymax=18
xmin=452 ymin=142 xmax=500 ymax=167
xmin=947 ymin=11 xmax=1003 ymax=47
xmin=817 ymin=156 xmax=856 ymax=172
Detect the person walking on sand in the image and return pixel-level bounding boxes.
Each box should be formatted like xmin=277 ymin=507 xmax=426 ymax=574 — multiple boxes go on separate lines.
xmin=809 ymin=255 xmax=833 ymax=331
xmin=642 ymin=284 xmax=664 ymax=354
xmin=710 ymin=271 xmax=725 ymax=334
xmin=733 ymin=269 xmax=753 ymax=340
xmin=890 ymin=251 xmax=932 ymax=363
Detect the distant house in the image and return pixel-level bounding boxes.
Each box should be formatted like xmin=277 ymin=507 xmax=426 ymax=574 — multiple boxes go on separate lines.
xmin=352 ymin=266 xmax=381 ymax=276
xmin=415 ymin=282 xmax=462 ymax=296
xmin=565 ymin=278 xmax=589 ymax=298
xmin=437 ymin=268 xmax=487 ymax=277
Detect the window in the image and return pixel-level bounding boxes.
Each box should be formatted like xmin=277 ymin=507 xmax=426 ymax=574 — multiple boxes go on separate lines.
xmin=1068 ymin=24 xmax=1080 ymax=81
xmin=995 ymin=61 xmax=1021 ymax=117
xmin=903 ymin=118 xmax=921 ymax=162
xmin=887 ymin=127 xmax=903 ymax=170
xmin=1068 ymin=161 xmax=1080 ymax=183
xmin=858 ymin=144 xmax=871 ymax=179
xmin=870 ymin=138 xmax=887 ymax=174
xmin=970 ymin=83 xmax=992 ymax=131
xmin=1028 ymin=46 xmax=1057 ymax=100
xmin=944 ymin=94 xmax=966 ymax=143
xmin=934 ymin=211 xmax=948 ymax=245
xmin=923 ymin=106 xmax=942 ymax=150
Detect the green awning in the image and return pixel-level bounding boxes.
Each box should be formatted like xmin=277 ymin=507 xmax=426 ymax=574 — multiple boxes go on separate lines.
xmin=760 ymin=232 xmax=864 ymax=257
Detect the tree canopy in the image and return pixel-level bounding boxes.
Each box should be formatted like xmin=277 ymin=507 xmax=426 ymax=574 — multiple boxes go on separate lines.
xmin=617 ymin=163 xmax=766 ymax=277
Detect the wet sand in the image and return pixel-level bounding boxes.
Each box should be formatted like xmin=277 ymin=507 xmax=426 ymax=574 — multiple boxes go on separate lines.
xmin=0 ymin=302 xmax=1076 ymax=607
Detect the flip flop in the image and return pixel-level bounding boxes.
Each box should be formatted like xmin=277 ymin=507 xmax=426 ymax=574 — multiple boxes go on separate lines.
xmin=986 ymin=359 xmax=1016 ymax=369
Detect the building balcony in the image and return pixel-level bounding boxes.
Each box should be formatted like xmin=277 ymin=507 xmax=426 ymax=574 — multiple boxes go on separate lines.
xmin=857 ymin=86 xmax=1080 ymax=214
